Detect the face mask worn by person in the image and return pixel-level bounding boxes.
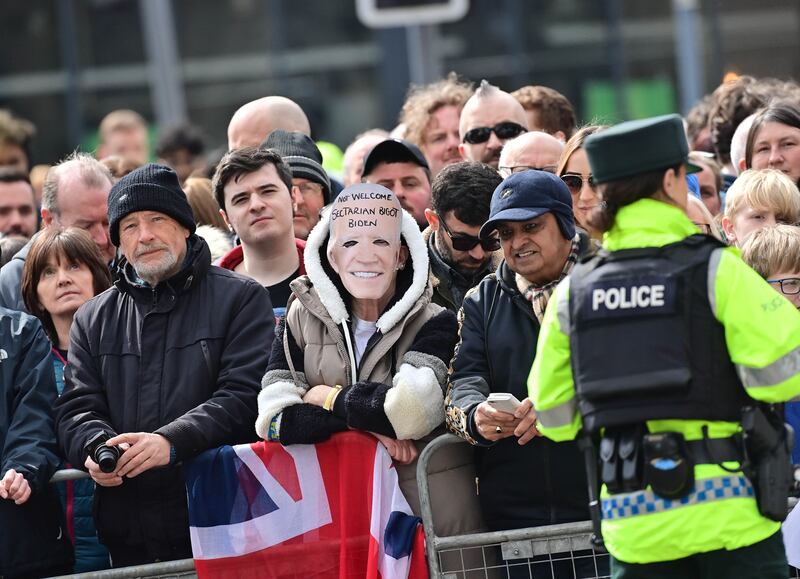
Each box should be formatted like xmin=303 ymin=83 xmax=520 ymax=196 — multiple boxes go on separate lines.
xmin=326 ymin=185 xmax=405 ymax=308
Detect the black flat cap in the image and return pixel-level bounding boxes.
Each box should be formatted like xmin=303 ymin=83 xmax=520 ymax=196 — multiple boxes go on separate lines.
xmin=361 ymin=139 xmax=429 ymax=179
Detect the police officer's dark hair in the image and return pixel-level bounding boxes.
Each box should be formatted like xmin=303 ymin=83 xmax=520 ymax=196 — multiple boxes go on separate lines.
xmin=590 ymin=163 xmax=682 ymax=233
xmin=211 ymin=146 xmax=293 ymax=211
xmin=430 ymin=161 xmax=501 ymax=227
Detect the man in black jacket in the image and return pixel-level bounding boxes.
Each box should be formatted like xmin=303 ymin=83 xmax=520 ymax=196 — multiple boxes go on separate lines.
xmin=445 ymin=170 xmax=604 ymax=577
xmin=1 ymin=304 xmax=73 ymax=577
xmin=55 ymin=164 xmax=275 ymax=567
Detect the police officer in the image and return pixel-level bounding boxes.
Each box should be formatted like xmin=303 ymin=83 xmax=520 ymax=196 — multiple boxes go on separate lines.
xmin=528 ymin=114 xmax=800 ymax=578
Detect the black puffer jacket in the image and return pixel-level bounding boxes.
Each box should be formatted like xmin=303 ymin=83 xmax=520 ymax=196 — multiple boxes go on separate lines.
xmin=1 ymin=307 xmax=73 ymax=577
xmin=55 ymin=236 xmax=274 ymax=561
xmin=446 ymin=234 xmax=593 ymax=531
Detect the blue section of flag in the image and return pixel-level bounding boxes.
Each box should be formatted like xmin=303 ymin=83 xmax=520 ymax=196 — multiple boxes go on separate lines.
xmin=184 ymin=445 xmax=279 ymax=528
xmin=383 ymin=511 xmax=421 ymax=559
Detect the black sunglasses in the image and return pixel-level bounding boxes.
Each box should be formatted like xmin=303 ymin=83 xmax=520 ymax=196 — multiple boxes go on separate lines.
xmin=439 ymin=218 xmax=501 ymax=252
xmin=463 ymin=122 xmax=527 ymax=145
xmin=561 ymin=173 xmax=597 ymax=194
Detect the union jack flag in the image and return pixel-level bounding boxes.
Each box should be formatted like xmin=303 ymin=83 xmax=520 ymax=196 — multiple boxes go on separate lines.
xmin=184 ymin=431 xmax=429 ymax=578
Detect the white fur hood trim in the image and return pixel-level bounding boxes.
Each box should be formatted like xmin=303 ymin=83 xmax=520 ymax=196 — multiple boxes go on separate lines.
xmin=303 ymin=205 xmax=429 ymax=334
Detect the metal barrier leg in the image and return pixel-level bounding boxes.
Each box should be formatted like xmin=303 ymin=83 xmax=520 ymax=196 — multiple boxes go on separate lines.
xmin=416 ymin=433 xmax=468 ymax=579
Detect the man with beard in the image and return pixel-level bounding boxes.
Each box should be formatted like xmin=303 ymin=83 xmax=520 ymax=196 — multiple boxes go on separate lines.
xmin=361 ymin=138 xmax=431 ymax=230
xmin=458 ymin=80 xmax=528 ymax=169
xmin=424 ymin=161 xmax=502 ymax=311
xmin=55 ymin=164 xmax=274 ymax=567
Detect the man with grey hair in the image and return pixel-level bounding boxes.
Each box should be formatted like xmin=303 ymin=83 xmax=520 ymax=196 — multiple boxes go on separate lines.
xmin=498 ymin=131 xmax=564 ymax=179
xmin=227 ymin=96 xmax=311 ymax=150
xmin=0 ymin=152 xmax=114 ymax=311
xmin=55 ymin=163 xmax=274 ymax=567
xmin=458 ymin=80 xmax=528 ymax=169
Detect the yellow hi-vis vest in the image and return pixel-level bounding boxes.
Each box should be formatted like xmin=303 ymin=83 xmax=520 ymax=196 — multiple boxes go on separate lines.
xmin=528 ymin=199 xmax=800 ymax=564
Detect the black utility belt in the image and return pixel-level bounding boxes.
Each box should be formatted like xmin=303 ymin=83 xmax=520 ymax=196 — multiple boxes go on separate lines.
xmin=600 ymin=427 xmax=743 ymax=500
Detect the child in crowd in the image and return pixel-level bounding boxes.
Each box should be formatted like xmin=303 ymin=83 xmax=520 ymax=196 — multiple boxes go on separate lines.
xmin=721 ymin=169 xmax=800 ymax=247
xmin=742 ymin=224 xmax=800 ymax=463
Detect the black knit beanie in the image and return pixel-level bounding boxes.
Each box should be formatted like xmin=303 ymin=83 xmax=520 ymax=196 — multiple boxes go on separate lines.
xmin=107 ymin=163 xmax=196 ymax=246
xmin=261 ymin=130 xmax=331 ymax=204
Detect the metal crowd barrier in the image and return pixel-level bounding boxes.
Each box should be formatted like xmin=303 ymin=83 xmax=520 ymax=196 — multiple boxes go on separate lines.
xmin=47 ymin=441 xmax=800 ymax=579
xmin=49 ymin=559 xmax=196 ymax=579
xmin=416 ymin=434 xmax=610 ymax=579
xmin=47 ymin=469 xmax=196 ymax=579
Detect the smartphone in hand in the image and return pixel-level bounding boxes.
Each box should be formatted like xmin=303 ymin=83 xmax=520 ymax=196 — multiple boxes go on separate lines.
xmin=487 ymin=392 xmax=522 ymax=414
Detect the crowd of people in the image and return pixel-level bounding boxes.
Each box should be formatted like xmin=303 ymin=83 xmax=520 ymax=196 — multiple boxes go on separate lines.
xmin=2 ymin=70 xmax=800 ymax=578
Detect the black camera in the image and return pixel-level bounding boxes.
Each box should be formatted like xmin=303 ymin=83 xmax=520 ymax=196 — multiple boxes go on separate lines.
xmin=84 ymin=431 xmax=121 ymax=473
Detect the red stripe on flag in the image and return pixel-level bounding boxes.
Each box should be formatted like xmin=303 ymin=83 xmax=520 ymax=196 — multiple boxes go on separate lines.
xmin=254 ymin=441 xmax=303 ymax=502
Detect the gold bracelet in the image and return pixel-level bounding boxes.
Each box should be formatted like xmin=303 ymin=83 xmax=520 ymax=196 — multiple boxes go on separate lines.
xmin=323 ymin=384 xmax=343 ymax=411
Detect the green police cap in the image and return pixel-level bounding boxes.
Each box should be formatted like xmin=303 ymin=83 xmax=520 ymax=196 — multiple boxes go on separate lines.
xmin=583 ymin=113 xmax=701 ymax=184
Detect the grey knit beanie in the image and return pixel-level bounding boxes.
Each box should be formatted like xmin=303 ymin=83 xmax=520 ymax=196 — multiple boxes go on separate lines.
xmin=262 ymin=130 xmax=331 ymax=203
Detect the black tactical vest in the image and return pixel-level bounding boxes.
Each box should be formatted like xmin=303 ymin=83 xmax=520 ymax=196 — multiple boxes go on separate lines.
xmin=568 ymin=235 xmax=751 ymax=433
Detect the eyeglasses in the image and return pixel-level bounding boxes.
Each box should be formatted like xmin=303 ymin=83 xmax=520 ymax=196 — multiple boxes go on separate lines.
xmin=499 ymin=165 xmax=557 ymax=178
xmin=768 ymin=277 xmax=800 ymax=295
xmin=561 ymin=173 xmax=597 ymax=194
xmin=692 ymin=222 xmax=713 ymax=235
xmin=463 ymin=122 xmax=527 ymax=145
xmin=439 ymin=217 xmax=501 ymax=252
xmin=293 ymin=182 xmax=324 ymax=198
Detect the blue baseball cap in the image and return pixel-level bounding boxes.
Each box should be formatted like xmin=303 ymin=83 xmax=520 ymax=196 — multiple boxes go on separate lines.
xmin=479 ymin=170 xmax=576 ymax=240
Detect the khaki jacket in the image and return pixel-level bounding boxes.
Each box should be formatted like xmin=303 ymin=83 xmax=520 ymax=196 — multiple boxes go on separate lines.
xmin=255 ymin=204 xmax=483 ymax=537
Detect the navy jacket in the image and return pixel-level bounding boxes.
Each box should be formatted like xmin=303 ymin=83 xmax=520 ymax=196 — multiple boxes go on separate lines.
xmin=1 ymin=307 xmax=73 ymax=577
xmin=447 ymin=235 xmax=594 ymax=531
